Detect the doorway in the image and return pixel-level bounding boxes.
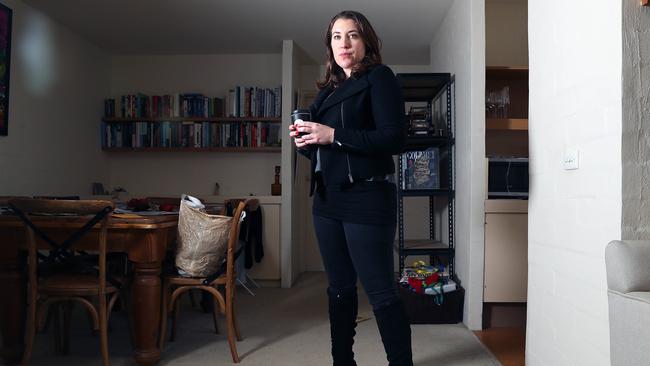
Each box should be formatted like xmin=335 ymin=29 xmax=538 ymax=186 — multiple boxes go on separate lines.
xmin=475 ymin=1 xmax=529 ymax=365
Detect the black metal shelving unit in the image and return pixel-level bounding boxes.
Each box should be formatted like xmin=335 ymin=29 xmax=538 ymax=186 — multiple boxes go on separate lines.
xmin=396 ymin=73 xmax=456 ymax=277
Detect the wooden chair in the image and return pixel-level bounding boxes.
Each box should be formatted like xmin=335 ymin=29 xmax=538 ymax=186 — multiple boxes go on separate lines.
xmin=147 ymin=196 xmax=204 ymax=309
xmin=8 ymin=198 xmax=119 ymax=366
xmin=159 ymin=198 xmax=257 ymax=363
xmin=0 ymin=196 xmax=29 ymax=214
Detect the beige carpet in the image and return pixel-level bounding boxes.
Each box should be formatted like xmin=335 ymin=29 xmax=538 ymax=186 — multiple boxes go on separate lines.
xmin=22 ymin=272 xmax=499 ymax=365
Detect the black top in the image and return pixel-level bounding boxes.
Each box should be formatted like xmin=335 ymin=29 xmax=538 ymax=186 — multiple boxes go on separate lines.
xmin=312 ymin=180 xmax=397 ymax=225
xmin=302 ymin=64 xmax=406 ymax=225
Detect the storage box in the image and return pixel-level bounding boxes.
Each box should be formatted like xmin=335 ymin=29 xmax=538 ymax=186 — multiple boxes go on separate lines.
xmin=398 ymin=285 xmax=464 ymax=324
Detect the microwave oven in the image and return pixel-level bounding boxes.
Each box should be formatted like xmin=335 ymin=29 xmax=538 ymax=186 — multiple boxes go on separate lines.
xmin=487 ymin=158 xmax=529 ymax=199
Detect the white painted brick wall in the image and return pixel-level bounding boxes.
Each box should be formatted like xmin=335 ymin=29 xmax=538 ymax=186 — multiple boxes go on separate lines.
xmin=527 ymin=0 xmax=622 ymax=365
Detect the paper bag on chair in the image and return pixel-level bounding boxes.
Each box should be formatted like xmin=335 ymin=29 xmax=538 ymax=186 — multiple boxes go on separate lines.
xmin=175 ymin=194 xmax=231 ymax=277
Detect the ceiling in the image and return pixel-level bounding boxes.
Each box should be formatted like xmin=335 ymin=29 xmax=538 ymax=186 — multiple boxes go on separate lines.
xmin=20 ymin=0 xmax=455 ymax=65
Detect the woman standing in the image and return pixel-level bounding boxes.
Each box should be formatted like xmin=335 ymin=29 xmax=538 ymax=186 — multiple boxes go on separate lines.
xmin=289 ymin=10 xmax=413 ymax=366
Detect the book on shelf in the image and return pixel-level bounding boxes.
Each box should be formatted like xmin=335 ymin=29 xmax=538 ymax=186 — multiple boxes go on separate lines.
xmin=104 ymin=93 xmax=228 ymax=119
xmin=106 ymin=87 xmax=281 ymax=120
xmin=401 ymin=147 xmax=440 ymax=190
xmin=101 ymin=120 xmax=281 ymax=149
xmin=225 ymin=86 xmax=282 ymax=118
xmin=178 ymin=93 xmax=221 ymax=118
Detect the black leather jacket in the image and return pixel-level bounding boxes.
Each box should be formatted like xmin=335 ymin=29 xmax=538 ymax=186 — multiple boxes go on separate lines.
xmin=301 ymin=64 xmax=406 ymax=195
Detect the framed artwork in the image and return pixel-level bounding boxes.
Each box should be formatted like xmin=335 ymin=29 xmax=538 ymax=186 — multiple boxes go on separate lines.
xmin=0 ymin=3 xmax=12 ymax=136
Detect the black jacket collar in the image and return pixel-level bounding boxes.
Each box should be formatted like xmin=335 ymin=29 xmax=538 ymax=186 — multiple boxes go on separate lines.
xmin=316 ymin=75 xmax=370 ymax=115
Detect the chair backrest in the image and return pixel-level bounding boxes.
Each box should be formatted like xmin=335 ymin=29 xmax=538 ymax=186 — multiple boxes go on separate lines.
xmin=0 ymin=196 xmax=29 ymax=213
xmin=222 ymin=199 xmax=258 ymax=285
xmin=8 ymin=198 xmax=115 ymax=297
xmin=220 ymin=198 xmax=260 ymax=216
xmin=197 ymin=198 xmax=260 ymax=285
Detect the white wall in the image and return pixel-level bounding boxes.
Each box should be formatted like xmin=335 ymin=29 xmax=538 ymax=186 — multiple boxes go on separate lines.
xmin=107 ymin=54 xmax=283 ymax=197
xmin=430 ymin=0 xmax=486 ymax=330
xmin=486 ymin=0 xmax=528 ymax=67
xmin=527 ymin=0 xmax=621 ymax=364
xmin=622 ymin=0 xmax=650 ymax=239
xmin=0 ymin=0 xmax=109 ymax=196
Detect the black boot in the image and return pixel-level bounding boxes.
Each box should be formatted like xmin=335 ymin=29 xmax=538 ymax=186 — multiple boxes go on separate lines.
xmin=374 ymin=300 xmax=413 ymax=366
xmin=328 ymin=288 xmax=358 ymax=366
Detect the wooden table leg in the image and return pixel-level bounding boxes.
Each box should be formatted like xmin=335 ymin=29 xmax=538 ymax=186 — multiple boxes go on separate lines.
xmin=0 ymin=253 xmax=26 ymax=365
xmin=131 ymin=261 xmax=162 ymax=366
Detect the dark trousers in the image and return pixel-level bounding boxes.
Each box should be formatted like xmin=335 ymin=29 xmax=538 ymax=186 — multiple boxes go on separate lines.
xmin=313 ymin=214 xmax=399 ymax=309
xmin=314 ymin=214 xmax=413 ymax=366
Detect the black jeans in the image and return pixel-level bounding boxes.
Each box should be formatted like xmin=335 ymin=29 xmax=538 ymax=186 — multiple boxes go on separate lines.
xmin=313 ymin=214 xmax=399 ymax=310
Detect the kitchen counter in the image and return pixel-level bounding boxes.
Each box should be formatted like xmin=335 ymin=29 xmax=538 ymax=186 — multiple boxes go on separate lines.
xmin=485 ymin=199 xmax=528 ymax=213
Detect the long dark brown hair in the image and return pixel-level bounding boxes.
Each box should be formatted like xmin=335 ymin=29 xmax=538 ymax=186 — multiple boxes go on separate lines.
xmin=317 ymin=10 xmax=383 ymax=89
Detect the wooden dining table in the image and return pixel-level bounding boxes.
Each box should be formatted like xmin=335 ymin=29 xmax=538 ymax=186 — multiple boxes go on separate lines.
xmin=0 ymin=213 xmax=178 ymax=366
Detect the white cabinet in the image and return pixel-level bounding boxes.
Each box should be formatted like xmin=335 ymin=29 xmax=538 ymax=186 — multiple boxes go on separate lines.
xmin=483 ymin=200 xmax=528 ymax=302
xmin=247 ymin=200 xmax=281 ymax=281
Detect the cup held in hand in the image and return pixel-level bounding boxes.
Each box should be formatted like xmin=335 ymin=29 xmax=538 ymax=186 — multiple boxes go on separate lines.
xmin=291 ymin=109 xmax=311 ymax=137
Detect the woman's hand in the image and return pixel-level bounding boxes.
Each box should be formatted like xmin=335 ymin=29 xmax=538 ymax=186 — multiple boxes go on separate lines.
xmin=289 ymin=122 xmax=309 ymax=149
xmin=290 ymin=120 xmax=334 ymax=146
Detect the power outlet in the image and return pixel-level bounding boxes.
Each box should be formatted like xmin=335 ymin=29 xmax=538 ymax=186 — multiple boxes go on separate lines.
xmin=563 ymin=148 xmax=579 ymax=170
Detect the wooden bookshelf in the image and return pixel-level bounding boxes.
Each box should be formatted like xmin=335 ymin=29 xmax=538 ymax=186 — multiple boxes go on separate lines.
xmin=102 ymin=147 xmax=281 ymax=153
xmin=103 ymin=117 xmax=281 ymax=123
xmin=103 ymin=88 xmax=283 ymax=152
xmin=101 ymin=118 xmax=282 ymax=151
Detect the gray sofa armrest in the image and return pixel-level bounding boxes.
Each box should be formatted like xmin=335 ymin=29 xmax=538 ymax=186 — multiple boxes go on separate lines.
xmin=608 ymin=291 xmax=650 ymax=366
xmin=606 ymin=240 xmax=650 ymax=366
xmin=606 ymin=240 xmax=650 ymax=294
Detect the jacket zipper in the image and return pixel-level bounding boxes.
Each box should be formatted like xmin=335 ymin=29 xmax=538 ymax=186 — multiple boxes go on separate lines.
xmin=340 ymin=101 xmax=354 ymax=183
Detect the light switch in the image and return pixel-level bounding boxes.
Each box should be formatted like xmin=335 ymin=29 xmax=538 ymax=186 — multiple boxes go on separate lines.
xmin=563 ymin=148 xmax=579 ymax=170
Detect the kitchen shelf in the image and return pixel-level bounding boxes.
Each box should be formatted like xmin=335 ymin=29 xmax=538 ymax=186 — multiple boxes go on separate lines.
xmin=486 ymin=118 xmax=528 ymax=131
xmin=485 ymin=66 xmax=529 ymax=80
xmin=485 ymin=67 xmax=529 ymax=157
